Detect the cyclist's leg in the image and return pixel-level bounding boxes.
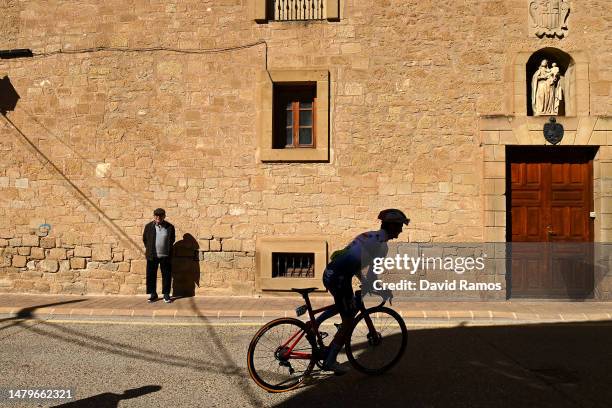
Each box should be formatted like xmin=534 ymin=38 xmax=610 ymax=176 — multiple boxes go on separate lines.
xmin=322 ymin=267 xmax=354 ymax=331
xmin=330 ymin=283 xmax=354 ymax=343
xmin=315 ymin=305 xmax=337 ymax=325
xmin=323 ymin=277 xmax=354 ymax=373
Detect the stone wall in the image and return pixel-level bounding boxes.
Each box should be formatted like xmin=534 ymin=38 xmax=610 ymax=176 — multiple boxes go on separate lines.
xmin=0 ymin=230 xmax=254 ymax=295
xmin=0 ymin=1 xmax=610 ymax=295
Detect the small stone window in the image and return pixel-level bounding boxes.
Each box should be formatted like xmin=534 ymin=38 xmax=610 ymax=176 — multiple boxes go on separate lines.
xmin=273 ymin=84 xmax=316 ymax=149
xmin=253 ymin=0 xmax=339 ymax=22
xmin=258 ymin=69 xmax=329 ymax=162
xmin=256 ymin=237 xmax=327 ymax=291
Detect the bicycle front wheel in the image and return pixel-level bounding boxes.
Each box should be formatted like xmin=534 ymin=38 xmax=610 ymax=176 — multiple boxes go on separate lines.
xmin=247 ymin=318 xmax=316 ymax=392
xmin=345 ymin=306 xmax=407 ymax=374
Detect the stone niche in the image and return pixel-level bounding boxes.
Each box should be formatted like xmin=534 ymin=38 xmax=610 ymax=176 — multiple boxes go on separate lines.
xmin=526 ymin=47 xmax=575 ymax=117
xmin=513 ymin=47 xmax=590 ymax=117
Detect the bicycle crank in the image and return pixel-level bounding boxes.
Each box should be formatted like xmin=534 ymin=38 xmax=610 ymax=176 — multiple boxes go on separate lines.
xmin=367 ymin=331 xmax=382 ymax=346
xmin=278 ymin=360 xmax=295 ymax=375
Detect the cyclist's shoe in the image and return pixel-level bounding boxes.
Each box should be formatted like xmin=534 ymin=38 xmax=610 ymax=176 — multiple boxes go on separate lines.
xmin=163 ymin=294 xmax=172 ymax=303
xmin=321 ymin=361 xmax=349 ymax=376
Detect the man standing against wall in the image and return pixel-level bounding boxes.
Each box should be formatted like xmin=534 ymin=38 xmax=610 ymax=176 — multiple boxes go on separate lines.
xmin=143 ymin=208 xmax=176 ymax=303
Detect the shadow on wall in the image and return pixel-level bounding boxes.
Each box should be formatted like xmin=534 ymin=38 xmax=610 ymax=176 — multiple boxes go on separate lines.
xmin=51 ymin=385 xmax=161 ymax=408
xmin=172 ymin=233 xmax=200 ymax=297
xmin=0 ymin=75 xmax=20 ymax=115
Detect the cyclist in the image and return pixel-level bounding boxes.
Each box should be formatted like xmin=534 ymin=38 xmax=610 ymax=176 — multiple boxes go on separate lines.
xmin=321 ymin=208 xmax=409 ymax=375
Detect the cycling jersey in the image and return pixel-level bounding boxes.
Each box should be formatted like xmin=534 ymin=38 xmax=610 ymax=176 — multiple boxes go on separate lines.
xmin=323 ymin=229 xmax=390 ymax=318
xmin=325 ymin=229 xmax=389 ymax=281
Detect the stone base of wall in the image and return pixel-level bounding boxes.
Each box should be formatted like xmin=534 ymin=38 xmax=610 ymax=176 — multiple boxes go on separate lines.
xmin=0 ymin=232 xmax=255 ymax=296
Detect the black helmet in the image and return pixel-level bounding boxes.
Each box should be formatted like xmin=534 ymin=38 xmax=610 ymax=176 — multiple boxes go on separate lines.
xmin=378 ymin=209 xmax=410 ymax=225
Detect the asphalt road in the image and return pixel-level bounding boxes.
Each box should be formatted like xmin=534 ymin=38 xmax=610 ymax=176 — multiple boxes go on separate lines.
xmin=0 ymin=316 xmax=610 ymax=408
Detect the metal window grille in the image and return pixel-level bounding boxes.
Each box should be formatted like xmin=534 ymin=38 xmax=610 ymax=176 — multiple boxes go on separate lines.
xmin=272 ymin=252 xmax=315 ymax=278
xmin=272 ymin=0 xmax=325 ymax=21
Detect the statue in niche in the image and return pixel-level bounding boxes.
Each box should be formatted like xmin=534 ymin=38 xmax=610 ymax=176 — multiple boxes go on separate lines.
xmin=529 ymin=0 xmax=570 ymax=38
xmin=531 ymin=59 xmax=564 ymax=116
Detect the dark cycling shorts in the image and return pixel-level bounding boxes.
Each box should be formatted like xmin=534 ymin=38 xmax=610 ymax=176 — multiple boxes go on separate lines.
xmin=323 ymin=268 xmax=355 ymax=320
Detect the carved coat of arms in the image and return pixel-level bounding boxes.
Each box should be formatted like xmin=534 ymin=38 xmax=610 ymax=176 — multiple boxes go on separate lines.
xmin=543 ymin=117 xmax=564 ymax=145
xmin=529 ymin=0 xmax=570 ymax=38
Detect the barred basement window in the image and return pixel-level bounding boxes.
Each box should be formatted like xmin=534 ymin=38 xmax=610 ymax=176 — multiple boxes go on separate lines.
xmin=272 ymin=252 xmax=315 ymax=278
xmin=273 ymin=84 xmax=316 ymax=149
xmin=256 ymin=237 xmax=327 ymax=290
xmin=253 ymin=0 xmax=339 ymax=22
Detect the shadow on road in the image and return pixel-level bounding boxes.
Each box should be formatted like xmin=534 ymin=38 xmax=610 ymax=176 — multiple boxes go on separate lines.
xmin=0 ymin=300 xmax=263 ymax=406
xmin=2 ymin=301 xmax=610 ymax=407
xmin=186 ymin=296 xmax=264 ymax=406
xmin=272 ymin=321 xmax=612 ymax=408
xmin=51 ymin=385 xmax=161 ymax=408
xmin=0 ymin=299 xmax=86 ymax=332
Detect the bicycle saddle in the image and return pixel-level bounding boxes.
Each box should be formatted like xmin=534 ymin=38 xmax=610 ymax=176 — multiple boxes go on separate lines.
xmin=291 ymin=287 xmax=317 ymax=295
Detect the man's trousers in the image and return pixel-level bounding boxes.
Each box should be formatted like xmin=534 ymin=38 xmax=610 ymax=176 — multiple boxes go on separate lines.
xmin=146 ymin=257 xmax=172 ymax=295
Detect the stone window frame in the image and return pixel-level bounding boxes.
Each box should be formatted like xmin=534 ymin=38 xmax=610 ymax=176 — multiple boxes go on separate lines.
xmin=256 ymin=237 xmax=327 ymax=291
xmin=258 ymin=69 xmax=330 ymax=162
xmin=252 ymin=0 xmax=340 ymax=22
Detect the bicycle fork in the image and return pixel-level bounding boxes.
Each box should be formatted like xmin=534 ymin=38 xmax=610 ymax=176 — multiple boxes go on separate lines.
xmin=356 ymin=291 xmax=382 ymax=346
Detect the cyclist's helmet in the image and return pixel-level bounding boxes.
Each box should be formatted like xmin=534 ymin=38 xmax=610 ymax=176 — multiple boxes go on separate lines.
xmin=378 ymin=209 xmax=410 ymax=225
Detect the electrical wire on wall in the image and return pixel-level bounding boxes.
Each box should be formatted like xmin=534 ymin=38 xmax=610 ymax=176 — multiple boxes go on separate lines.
xmin=0 ymin=39 xmax=279 ymax=247
xmin=31 ymin=41 xmax=267 ymax=57
xmin=18 ymin=41 xmax=274 ymax=82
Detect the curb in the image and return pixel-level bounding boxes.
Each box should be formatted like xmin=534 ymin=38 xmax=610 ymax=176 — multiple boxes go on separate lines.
xmin=1 ymin=307 xmax=610 ymax=324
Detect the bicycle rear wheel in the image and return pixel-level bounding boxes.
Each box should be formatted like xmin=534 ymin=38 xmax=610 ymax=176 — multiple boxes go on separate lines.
xmin=345 ymin=306 xmax=407 ymax=374
xmin=247 ymin=318 xmax=316 ymax=392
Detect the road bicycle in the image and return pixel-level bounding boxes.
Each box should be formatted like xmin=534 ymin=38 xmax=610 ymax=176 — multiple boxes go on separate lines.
xmin=247 ymin=286 xmax=408 ymax=392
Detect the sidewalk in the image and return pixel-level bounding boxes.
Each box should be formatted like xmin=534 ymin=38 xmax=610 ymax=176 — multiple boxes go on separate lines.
xmin=0 ymin=293 xmax=610 ymax=323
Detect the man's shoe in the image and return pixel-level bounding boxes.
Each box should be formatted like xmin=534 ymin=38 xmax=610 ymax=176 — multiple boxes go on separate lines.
xmin=147 ymin=294 xmax=158 ymax=303
xmin=163 ymin=294 xmax=172 ymax=303
xmin=321 ymin=361 xmax=349 ymax=376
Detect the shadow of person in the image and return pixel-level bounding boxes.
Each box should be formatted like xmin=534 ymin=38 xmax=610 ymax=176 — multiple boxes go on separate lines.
xmin=171 ymin=233 xmax=200 ymax=297
xmin=51 ymin=385 xmax=161 ymax=408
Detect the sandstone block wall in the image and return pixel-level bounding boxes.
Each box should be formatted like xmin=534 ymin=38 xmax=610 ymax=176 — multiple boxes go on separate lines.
xmin=0 ymin=0 xmax=610 ymax=296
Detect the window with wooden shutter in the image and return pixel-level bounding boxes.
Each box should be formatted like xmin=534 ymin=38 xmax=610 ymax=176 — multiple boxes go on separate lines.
xmin=273 ymin=84 xmax=316 ymax=149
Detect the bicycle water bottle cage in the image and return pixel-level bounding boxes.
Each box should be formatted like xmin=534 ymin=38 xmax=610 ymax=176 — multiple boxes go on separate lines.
xmin=295 ymin=305 xmax=308 ymax=317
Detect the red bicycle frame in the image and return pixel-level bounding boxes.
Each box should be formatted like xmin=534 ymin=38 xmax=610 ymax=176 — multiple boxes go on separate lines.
xmin=280 ymin=302 xmax=337 ymax=360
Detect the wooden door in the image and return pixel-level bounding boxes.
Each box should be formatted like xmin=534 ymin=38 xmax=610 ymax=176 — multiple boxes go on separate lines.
xmin=507 ymin=147 xmax=595 ymax=298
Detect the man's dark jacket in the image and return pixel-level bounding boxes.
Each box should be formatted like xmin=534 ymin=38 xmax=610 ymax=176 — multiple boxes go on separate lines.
xmin=143 ymin=221 xmax=176 ymax=260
